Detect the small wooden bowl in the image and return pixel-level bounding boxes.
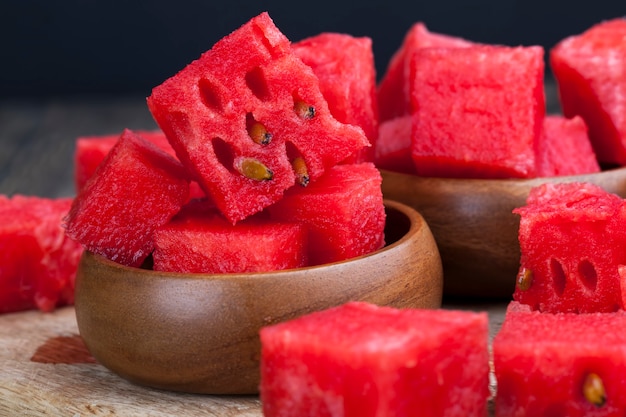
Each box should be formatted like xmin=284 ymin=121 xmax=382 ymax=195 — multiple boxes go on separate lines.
xmin=74 ymin=199 xmax=443 ymax=395
xmin=381 ymin=168 xmax=626 ymax=298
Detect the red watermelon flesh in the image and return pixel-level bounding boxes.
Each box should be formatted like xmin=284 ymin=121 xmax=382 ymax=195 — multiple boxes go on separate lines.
xmin=513 ymin=182 xmax=626 ymax=313
xmin=64 ymin=129 xmax=190 ymax=267
xmin=550 ymin=18 xmax=626 ymax=165
xmin=153 ymin=202 xmax=307 ymax=273
xmin=260 ymin=301 xmax=490 ymax=417
xmin=266 ymin=163 xmax=385 ymax=266
xmin=0 ymin=196 xmax=83 ymax=313
xmin=410 ymin=45 xmax=545 ymax=179
xmin=536 ymin=115 xmax=600 ymax=177
xmin=374 ymin=115 xmax=416 ymax=174
xmin=377 ymin=22 xmax=474 ymax=122
xmin=74 ymin=130 xmax=206 ymax=199
xmin=75 ymin=130 xmax=171 ymax=191
xmin=494 ymin=301 xmax=626 ymax=416
xmin=147 ymin=12 xmax=369 ymax=224
xmin=293 ymin=32 xmax=378 ymax=163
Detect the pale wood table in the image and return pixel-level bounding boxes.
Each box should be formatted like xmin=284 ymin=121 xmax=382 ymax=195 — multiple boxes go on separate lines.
xmin=0 ymin=304 xmax=506 ymax=416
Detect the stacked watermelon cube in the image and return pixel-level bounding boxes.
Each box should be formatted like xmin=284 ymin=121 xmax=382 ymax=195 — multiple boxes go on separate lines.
xmin=493 ymin=179 xmax=626 ymax=415
xmin=64 ymin=12 xmax=385 ymax=274
xmin=374 ymin=21 xmax=602 ymax=179
xmin=494 ymin=302 xmax=626 ymax=417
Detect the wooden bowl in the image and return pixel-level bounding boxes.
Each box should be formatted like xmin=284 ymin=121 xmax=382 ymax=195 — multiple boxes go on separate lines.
xmin=74 ymin=199 xmax=443 ymax=395
xmin=381 ymin=168 xmax=626 ymax=298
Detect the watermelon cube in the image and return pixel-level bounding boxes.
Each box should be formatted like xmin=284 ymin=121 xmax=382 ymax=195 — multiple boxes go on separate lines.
xmin=293 ymin=32 xmax=378 ymax=163
xmin=266 ymin=163 xmax=385 ymax=266
xmin=74 ymin=130 xmax=172 ymax=191
xmin=494 ymin=301 xmax=626 ymax=416
xmin=550 ymin=18 xmax=626 ymax=165
xmin=260 ymin=301 xmax=490 ymax=417
xmin=377 ymin=22 xmax=474 ymax=122
xmin=74 ymin=130 xmax=206 ymax=199
xmin=410 ymin=45 xmax=545 ymax=179
xmin=0 ymin=195 xmax=83 ymax=313
xmin=64 ymin=129 xmax=190 ymax=267
xmin=374 ymin=115 xmax=415 ymax=174
xmin=536 ymin=115 xmax=600 ymax=177
xmin=147 ymin=12 xmax=368 ymax=224
xmin=513 ymin=182 xmax=626 ymax=313
xmin=153 ymin=202 xmax=308 ymax=273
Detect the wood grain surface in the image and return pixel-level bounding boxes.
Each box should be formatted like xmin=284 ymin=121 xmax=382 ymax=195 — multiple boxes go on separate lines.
xmin=0 ymin=307 xmax=263 ymax=416
xmin=0 ymin=303 xmax=505 ymax=416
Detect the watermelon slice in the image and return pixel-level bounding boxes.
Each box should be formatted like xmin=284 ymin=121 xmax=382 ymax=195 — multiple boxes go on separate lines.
xmin=0 ymin=195 xmax=83 ymax=313
xmin=513 ymin=182 xmax=626 ymax=313
xmin=266 ymin=163 xmax=385 ymax=266
xmin=494 ymin=301 xmax=626 ymax=416
xmin=153 ymin=202 xmax=308 ymax=273
xmin=377 ymin=22 xmax=474 ymax=122
xmin=147 ymin=12 xmax=369 ymax=224
xmin=260 ymin=301 xmax=490 ymax=417
xmin=64 ymin=129 xmax=190 ymax=267
xmin=374 ymin=115 xmax=415 ymax=174
xmin=550 ymin=18 xmax=626 ymax=165
xmin=293 ymin=32 xmax=378 ymax=163
xmin=536 ymin=115 xmax=600 ymax=177
xmin=410 ymin=45 xmax=545 ymax=179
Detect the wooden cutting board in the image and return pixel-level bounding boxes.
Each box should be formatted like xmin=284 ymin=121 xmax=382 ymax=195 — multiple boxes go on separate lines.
xmin=0 ymin=307 xmax=262 ymax=416
xmin=0 ymin=304 xmax=505 ymax=416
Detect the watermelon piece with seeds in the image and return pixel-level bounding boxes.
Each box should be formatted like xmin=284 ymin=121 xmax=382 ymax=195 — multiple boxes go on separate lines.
xmin=260 ymin=301 xmax=490 ymax=417
xmin=64 ymin=129 xmax=190 ymax=267
xmin=293 ymin=32 xmax=378 ymax=163
xmin=550 ymin=18 xmax=626 ymax=165
xmin=147 ymin=12 xmax=368 ymax=224
xmin=410 ymin=45 xmax=545 ymax=179
xmin=266 ymin=163 xmax=385 ymax=266
xmin=153 ymin=202 xmax=308 ymax=273
xmin=513 ymin=182 xmax=626 ymax=313
xmin=494 ymin=301 xmax=626 ymax=416
xmin=377 ymin=22 xmax=474 ymax=122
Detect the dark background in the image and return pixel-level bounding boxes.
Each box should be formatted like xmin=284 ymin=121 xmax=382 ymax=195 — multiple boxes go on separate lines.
xmin=1 ymin=1 xmax=624 ymax=98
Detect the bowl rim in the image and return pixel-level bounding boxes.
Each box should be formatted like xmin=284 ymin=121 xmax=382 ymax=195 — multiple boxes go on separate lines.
xmin=380 ymin=165 xmax=626 ymax=185
xmin=80 ymin=198 xmax=424 ymax=282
